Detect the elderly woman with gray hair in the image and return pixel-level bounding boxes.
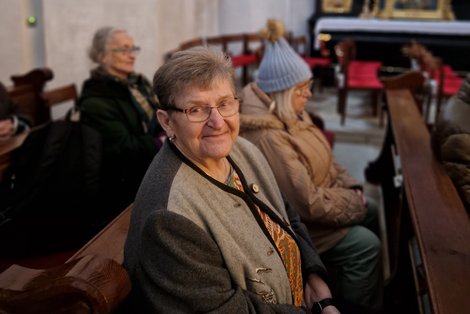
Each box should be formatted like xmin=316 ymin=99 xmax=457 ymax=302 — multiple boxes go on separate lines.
xmin=78 ymin=26 xmax=163 ymax=223
xmin=124 ymin=46 xmax=340 ymax=313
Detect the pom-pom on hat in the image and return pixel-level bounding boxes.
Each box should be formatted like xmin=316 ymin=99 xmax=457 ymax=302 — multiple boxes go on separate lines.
xmin=257 ymin=19 xmax=312 ymax=93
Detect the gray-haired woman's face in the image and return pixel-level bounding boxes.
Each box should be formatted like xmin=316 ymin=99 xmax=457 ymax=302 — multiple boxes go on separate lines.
xmin=157 ymin=79 xmax=240 ymax=167
xmin=102 ymin=31 xmax=136 ymax=79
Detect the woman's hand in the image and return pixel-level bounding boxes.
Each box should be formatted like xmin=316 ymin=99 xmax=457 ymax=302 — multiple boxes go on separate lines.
xmin=303 ymin=274 xmax=341 ymax=313
xmin=0 ymin=119 xmax=15 ymax=141
xmin=321 ymin=305 xmax=341 ymax=314
xmin=354 ymin=188 xmax=367 ymax=206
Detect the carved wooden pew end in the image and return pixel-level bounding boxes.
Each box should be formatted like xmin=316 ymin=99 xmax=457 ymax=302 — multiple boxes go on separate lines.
xmin=0 ymin=254 xmax=130 ymax=313
xmin=0 ymin=205 xmax=133 ymax=313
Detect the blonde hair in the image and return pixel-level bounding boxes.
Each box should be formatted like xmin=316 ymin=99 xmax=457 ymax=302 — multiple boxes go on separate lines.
xmin=269 ymin=87 xmax=298 ymax=121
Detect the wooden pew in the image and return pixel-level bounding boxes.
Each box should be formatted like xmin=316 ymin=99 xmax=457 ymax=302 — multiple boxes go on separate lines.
xmin=9 ymin=68 xmax=54 ymax=127
xmin=1 ymin=83 xmax=78 ymax=182
xmin=164 ymin=32 xmax=263 ymax=86
xmin=42 ymin=83 xmax=78 ymax=109
xmin=0 ymin=204 xmax=133 ymax=313
xmin=365 ymin=88 xmax=470 ymax=313
xmin=379 ymin=70 xmax=427 ymax=127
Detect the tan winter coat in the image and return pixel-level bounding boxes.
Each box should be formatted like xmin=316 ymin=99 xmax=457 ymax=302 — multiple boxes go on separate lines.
xmin=239 ymin=82 xmax=367 ymax=252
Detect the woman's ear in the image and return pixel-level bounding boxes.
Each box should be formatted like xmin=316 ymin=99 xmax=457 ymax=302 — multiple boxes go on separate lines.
xmin=157 ymin=109 xmax=173 ymax=136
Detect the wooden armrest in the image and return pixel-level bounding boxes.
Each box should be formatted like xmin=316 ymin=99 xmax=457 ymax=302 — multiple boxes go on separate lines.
xmin=0 ymin=254 xmax=130 ymax=313
xmin=0 ymin=204 xmax=134 ymax=313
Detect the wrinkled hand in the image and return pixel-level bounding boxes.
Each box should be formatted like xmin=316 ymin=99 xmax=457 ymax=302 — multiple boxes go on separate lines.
xmin=0 ymin=119 xmax=15 ymax=140
xmin=303 ymin=274 xmax=341 ymax=313
xmin=321 ymin=305 xmax=341 ymax=314
xmin=354 ymin=188 xmax=367 ymax=206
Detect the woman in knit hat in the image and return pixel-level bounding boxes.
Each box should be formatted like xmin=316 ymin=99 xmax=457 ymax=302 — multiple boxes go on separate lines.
xmin=239 ymin=19 xmax=383 ymax=314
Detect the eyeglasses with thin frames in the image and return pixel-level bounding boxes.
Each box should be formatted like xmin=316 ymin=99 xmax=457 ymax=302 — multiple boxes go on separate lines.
xmin=111 ymin=46 xmax=141 ymax=55
xmin=295 ymin=79 xmax=314 ymax=95
xmin=167 ymin=97 xmax=240 ymax=122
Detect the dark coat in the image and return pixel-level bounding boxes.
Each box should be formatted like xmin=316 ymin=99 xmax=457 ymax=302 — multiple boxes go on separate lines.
xmin=78 ymin=72 xmax=161 ymax=218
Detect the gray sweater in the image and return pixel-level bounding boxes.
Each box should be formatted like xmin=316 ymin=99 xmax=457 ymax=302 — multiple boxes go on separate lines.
xmin=124 ymin=137 xmax=326 ymax=313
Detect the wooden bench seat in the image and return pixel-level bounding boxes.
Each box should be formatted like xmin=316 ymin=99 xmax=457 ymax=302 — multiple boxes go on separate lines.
xmin=365 ymin=87 xmax=470 ymax=313
xmin=9 ymin=68 xmax=53 ymax=127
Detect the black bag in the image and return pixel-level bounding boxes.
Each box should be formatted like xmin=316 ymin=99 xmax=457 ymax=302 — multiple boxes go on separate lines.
xmin=0 ymin=115 xmax=103 ymax=257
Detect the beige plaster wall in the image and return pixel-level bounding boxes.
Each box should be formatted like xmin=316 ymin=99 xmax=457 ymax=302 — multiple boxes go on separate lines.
xmin=1 ymin=0 xmax=315 ymax=117
xmin=0 ymin=0 xmax=42 ymax=83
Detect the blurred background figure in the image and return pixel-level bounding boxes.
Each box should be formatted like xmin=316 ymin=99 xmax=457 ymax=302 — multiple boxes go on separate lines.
xmin=78 ymin=26 xmax=164 ymax=223
xmin=239 ymin=19 xmax=383 ymax=314
xmin=432 ymin=74 xmax=470 ymax=214
xmin=0 ymin=82 xmax=31 ymax=141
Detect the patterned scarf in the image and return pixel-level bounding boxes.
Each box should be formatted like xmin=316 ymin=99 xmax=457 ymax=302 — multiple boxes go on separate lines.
xmin=225 ymin=166 xmax=304 ymax=307
xmin=91 ymin=67 xmax=158 ymax=134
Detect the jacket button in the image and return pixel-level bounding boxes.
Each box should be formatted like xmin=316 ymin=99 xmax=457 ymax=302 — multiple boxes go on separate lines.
xmin=267 ymin=247 xmax=274 ymax=256
xmin=251 ymin=184 xmax=259 ymax=193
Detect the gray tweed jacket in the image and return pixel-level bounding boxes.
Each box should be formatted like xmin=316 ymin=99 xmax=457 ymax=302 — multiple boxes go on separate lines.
xmin=124 ymin=137 xmax=326 ymax=313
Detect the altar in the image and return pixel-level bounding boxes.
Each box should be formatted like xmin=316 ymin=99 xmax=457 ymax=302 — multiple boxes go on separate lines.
xmin=311 ymin=17 xmax=470 ymax=71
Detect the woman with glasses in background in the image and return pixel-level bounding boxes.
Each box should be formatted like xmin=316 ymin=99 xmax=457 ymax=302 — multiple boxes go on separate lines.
xmin=239 ymin=19 xmax=383 ymax=314
xmin=124 ymin=46 xmax=340 ymax=314
xmin=78 ymin=26 xmax=163 ymax=225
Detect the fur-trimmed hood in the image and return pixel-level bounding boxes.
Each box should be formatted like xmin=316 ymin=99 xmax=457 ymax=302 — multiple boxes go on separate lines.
xmin=239 ymin=114 xmax=284 ymax=130
xmin=239 ymin=82 xmax=310 ymax=133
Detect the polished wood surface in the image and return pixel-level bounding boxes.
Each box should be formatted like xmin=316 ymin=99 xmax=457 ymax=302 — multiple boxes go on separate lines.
xmin=9 ymin=68 xmax=53 ymax=126
xmin=42 ymin=83 xmax=78 ymax=108
xmin=70 ymin=204 xmax=132 ymax=264
xmin=386 ymin=89 xmax=470 ymax=314
xmin=0 ymin=205 xmax=133 ymax=313
xmin=0 ymin=255 xmax=129 ymax=313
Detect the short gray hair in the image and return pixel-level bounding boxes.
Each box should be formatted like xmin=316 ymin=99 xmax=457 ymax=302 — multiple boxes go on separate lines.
xmin=88 ymin=26 xmax=125 ymax=64
xmin=153 ymin=46 xmax=235 ymax=110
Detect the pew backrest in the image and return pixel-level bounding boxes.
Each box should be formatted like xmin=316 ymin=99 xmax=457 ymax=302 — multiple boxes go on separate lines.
xmin=42 ymin=83 xmax=78 ymax=108
xmin=386 ymin=88 xmax=470 ymax=314
xmin=10 ymin=68 xmax=53 ymax=126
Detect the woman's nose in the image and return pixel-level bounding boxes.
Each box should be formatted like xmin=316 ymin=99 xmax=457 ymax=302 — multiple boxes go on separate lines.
xmin=206 ymin=107 xmax=225 ymax=127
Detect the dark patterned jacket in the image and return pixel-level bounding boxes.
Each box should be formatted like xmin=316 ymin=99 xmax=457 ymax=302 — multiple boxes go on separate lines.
xmin=432 ymin=74 xmax=470 ymax=213
xmin=79 ymin=70 xmax=161 ymax=219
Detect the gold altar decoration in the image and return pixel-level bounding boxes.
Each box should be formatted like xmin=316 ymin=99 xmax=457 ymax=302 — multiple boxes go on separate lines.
xmin=321 ymin=0 xmax=353 ymax=14
xmin=373 ymin=0 xmax=455 ymax=20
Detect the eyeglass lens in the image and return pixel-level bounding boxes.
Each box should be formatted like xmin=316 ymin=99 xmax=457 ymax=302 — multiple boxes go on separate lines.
xmin=186 ymin=99 xmax=239 ymax=122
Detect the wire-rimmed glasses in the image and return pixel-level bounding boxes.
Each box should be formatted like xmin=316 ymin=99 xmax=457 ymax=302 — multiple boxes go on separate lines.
xmin=167 ymin=97 xmax=240 ymax=122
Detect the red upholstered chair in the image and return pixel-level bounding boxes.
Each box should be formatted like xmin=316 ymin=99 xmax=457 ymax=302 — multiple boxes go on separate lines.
xmin=334 ymin=39 xmax=383 ymax=125
xmin=431 ymin=57 xmax=464 ymax=123
xmin=222 ymin=33 xmax=262 ymax=86
xmin=291 ymin=35 xmax=331 ymax=93
xmin=402 ymin=41 xmax=464 ymax=125
xmin=205 ymin=34 xmax=261 ymax=86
